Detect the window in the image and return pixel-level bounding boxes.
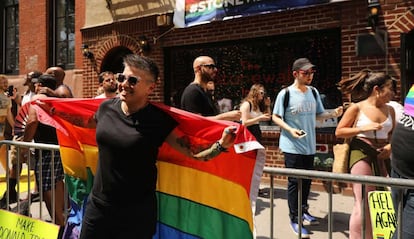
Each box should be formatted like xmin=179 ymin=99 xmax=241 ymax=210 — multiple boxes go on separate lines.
xmin=50 ymin=0 xmax=75 ymax=69
xmin=1 ymin=0 xmax=19 ymax=74
xmin=165 ymin=28 xmax=342 ymax=110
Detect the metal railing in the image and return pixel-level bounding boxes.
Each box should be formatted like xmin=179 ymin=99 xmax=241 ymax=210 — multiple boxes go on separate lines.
xmin=2 ymin=138 xmax=414 ymax=239
xmin=0 ymin=140 xmax=66 ymax=224
xmin=263 ymin=166 xmax=414 ymax=239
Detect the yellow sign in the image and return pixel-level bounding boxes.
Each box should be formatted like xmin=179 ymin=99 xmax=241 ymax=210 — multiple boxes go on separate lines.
xmin=0 ymin=209 xmax=60 ymax=239
xmin=368 ymin=191 xmax=396 ymax=239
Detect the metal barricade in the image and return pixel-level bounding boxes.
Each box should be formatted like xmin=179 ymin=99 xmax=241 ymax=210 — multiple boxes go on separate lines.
xmin=2 ymin=139 xmax=413 ymax=239
xmin=263 ymin=167 xmax=414 ymax=239
xmin=0 ymin=139 xmax=67 ymax=225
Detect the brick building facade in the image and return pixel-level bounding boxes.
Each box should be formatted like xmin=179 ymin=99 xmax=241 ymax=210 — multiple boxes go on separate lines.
xmin=7 ymin=0 xmax=414 ymax=189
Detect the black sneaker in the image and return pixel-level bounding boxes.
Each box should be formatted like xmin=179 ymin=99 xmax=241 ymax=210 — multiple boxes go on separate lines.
xmin=11 ymin=200 xmax=30 ymax=216
xmin=30 ymin=192 xmax=40 ymax=203
xmin=0 ymin=190 xmax=18 ymax=209
xmin=258 ymin=188 xmax=269 ymax=197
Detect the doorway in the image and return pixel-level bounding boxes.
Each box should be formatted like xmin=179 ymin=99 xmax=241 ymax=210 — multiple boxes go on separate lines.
xmin=100 ymin=46 xmax=133 ymax=74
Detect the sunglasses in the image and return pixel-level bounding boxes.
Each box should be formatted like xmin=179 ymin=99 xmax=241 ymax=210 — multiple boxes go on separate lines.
xmin=299 ymin=70 xmax=316 ymax=76
xmin=117 ymin=74 xmax=140 ymax=85
xmin=199 ymin=64 xmax=218 ymax=69
xmin=259 ymin=90 xmax=265 ymax=95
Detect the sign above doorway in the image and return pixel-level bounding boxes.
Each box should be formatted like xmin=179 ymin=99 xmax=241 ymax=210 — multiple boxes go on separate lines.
xmin=173 ymin=0 xmax=350 ymax=28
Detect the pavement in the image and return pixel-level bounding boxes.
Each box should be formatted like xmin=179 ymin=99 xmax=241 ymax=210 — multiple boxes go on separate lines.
xmin=254 ymin=184 xmax=353 ymax=239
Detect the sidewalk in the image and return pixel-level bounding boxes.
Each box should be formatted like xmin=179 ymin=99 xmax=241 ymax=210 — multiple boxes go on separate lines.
xmin=254 ymin=185 xmax=352 ymax=239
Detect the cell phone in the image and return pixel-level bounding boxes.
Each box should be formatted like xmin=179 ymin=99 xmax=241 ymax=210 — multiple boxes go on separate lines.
xmin=7 ymin=85 xmax=13 ymax=97
xmin=298 ymin=130 xmax=307 ymax=138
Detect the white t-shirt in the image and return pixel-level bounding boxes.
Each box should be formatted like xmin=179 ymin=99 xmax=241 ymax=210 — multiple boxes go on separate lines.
xmin=387 ymin=101 xmax=404 ymax=121
xmin=22 ymin=91 xmax=36 ymax=106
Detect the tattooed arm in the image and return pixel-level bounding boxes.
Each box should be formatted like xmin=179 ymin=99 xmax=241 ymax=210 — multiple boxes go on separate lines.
xmin=35 ymin=99 xmax=96 ymax=128
xmin=165 ymin=125 xmax=237 ymax=161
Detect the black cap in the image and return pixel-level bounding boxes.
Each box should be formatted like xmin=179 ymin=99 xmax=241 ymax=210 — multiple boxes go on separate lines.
xmin=32 ymin=74 xmax=57 ymax=90
xmin=25 ymin=71 xmax=42 ymax=86
xmin=292 ymin=58 xmax=315 ymax=71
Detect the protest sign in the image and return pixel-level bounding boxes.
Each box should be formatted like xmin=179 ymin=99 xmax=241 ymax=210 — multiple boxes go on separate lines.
xmin=368 ymin=191 xmax=396 ymax=239
xmin=0 ymin=209 xmax=59 ymax=239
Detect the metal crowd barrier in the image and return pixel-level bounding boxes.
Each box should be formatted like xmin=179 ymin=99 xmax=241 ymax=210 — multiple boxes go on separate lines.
xmin=0 ymin=140 xmax=67 ymax=225
xmin=2 ymin=138 xmax=414 ymax=239
xmin=263 ymin=166 xmax=414 ymax=239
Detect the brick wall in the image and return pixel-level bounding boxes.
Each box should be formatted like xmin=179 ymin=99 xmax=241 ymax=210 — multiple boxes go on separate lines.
xmin=81 ymin=1 xmax=414 ymax=98
xmin=16 ymin=0 xmax=412 ymax=192
xmin=19 ymin=0 xmax=48 ymax=73
xmin=78 ymin=1 xmax=414 ymax=193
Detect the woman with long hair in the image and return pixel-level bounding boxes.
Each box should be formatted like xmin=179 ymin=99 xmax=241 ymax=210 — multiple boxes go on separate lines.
xmin=335 ymin=70 xmax=396 ymax=239
xmin=239 ymin=83 xmax=271 ymax=144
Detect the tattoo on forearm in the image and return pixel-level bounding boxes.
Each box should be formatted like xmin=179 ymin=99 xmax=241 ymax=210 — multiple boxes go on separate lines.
xmin=193 ymin=144 xmax=222 ymax=161
xmin=176 ymin=136 xmax=223 ymax=161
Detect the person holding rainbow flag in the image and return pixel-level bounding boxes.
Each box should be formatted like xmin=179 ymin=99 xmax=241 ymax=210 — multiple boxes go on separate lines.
xmin=390 ymin=84 xmax=414 ymax=239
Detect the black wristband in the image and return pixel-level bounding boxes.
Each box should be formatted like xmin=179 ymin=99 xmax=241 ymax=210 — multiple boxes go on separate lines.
xmin=215 ymin=141 xmax=228 ymax=152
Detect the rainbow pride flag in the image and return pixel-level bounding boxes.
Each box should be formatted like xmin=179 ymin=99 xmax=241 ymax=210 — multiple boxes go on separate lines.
xmin=33 ymin=98 xmax=265 ymax=239
xmin=404 ymin=84 xmax=414 ymax=117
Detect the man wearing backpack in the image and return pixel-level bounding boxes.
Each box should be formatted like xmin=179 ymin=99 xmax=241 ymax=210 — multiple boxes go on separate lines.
xmin=271 ymin=58 xmax=343 ymax=238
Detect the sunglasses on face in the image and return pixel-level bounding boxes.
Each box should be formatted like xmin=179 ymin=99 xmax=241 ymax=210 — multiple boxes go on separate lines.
xmin=259 ymin=90 xmax=265 ymax=95
xmin=199 ymin=64 xmax=218 ymax=70
xmin=117 ymin=74 xmax=140 ymax=86
xmin=299 ymin=70 xmax=316 ymax=76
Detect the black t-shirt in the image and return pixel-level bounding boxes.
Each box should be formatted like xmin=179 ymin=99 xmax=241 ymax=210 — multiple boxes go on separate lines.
xmin=391 ymin=114 xmax=414 ymax=179
xmin=91 ymin=98 xmax=178 ymax=205
xmin=180 ymin=83 xmax=218 ymax=116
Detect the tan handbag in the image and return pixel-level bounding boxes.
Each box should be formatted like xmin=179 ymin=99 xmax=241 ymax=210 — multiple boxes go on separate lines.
xmin=332 ymin=140 xmax=351 ymax=173
xmin=332 ymin=104 xmax=359 ymax=174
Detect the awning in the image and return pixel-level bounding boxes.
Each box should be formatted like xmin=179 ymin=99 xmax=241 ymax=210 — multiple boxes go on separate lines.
xmin=174 ymin=0 xmax=349 ymax=28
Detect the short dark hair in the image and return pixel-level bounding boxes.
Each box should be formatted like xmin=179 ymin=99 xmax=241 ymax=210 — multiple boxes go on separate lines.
xmin=98 ymin=71 xmax=114 ymax=84
xmin=123 ymin=54 xmax=159 ymax=81
xmin=32 ymin=74 xmax=57 ymax=90
xmin=27 ymin=71 xmax=42 ymax=80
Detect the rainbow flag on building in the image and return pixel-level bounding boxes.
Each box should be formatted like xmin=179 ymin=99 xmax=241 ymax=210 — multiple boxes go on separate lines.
xmin=404 ymin=84 xmax=414 ymax=117
xmin=33 ymin=98 xmax=265 ymax=239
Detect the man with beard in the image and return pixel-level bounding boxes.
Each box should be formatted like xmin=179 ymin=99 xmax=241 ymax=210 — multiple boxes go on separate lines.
xmin=95 ymin=71 xmax=118 ymax=98
xmin=180 ymin=56 xmax=240 ymax=121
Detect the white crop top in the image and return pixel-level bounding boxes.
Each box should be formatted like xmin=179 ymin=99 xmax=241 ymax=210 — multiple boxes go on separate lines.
xmin=355 ymin=110 xmax=393 ymax=139
xmin=247 ymin=110 xmax=262 ymax=125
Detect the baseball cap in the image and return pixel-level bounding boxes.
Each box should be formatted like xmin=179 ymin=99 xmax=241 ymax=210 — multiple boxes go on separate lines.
xmin=25 ymin=71 xmax=42 ymax=86
xmin=32 ymin=74 xmax=57 ymax=90
xmin=292 ymin=58 xmax=315 ymax=71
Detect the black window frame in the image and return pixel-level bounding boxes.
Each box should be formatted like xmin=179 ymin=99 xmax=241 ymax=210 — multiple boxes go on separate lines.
xmin=49 ymin=0 xmax=75 ymax=69
xmin=1 ymin=0 xmax=19 ymax=74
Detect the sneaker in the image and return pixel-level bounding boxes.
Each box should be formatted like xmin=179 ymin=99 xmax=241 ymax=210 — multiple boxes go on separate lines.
xmin=290 ymin=221 xmax=310 ymax=238
xmin=29 ymin=192 xmax=40 ymax=203
xmin=258 ymin=188 xmax=269 ymax=197
xmin=11 ymin=200 xmax=30 ymax=216
xmin=303 ymin=212 xmax=319 ymax=226
xmin=0 ymin=190 xmax=18 ymax=209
